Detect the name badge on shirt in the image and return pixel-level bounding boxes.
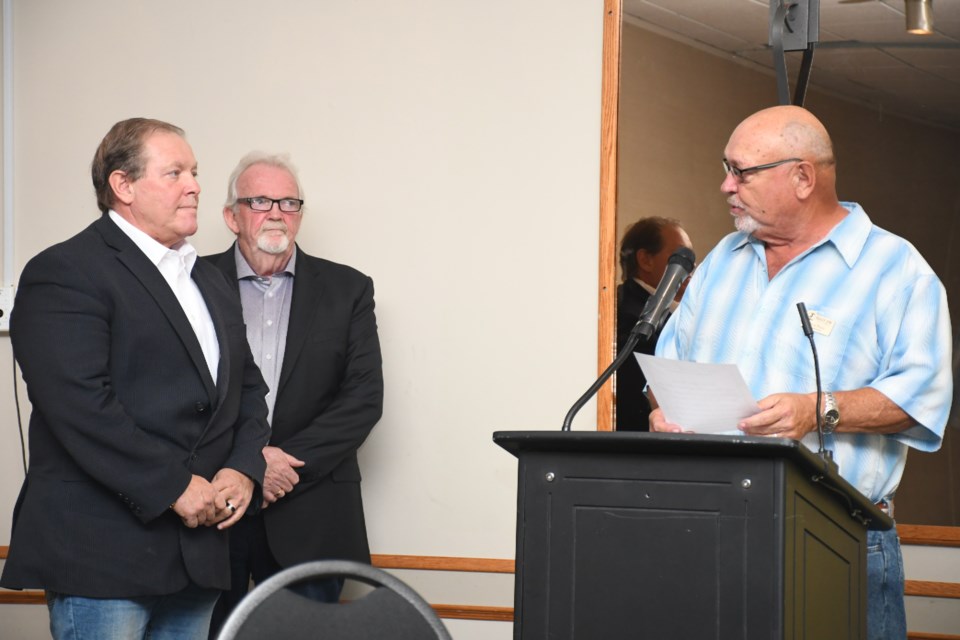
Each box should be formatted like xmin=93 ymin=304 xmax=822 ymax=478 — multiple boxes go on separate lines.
xmin=807 ymin=310 xmax=835 ymax=336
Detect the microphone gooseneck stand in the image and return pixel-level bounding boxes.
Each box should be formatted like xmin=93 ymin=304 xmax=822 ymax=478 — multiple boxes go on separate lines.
xmin=562 ymin=247 xmax=696 ymax=431
xmin=561 ymin=323 xmax=649 ymax=432
xmin=796 ymin=301 xmax=833 ymax=466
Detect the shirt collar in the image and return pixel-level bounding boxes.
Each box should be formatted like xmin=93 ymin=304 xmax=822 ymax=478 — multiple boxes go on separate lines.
xmin=635 ymin=278 xmax=657 ymax=297
xmin=729 ymin=201 xmax=871 ymax=270
xmin=633 ymin=277 xmax=680 ymax=313
xmin=233 ymin=243 xmax=297 ymax=280
xmin=824 ymin=202 xmax=871 ymax=269
xmin=108 ymin=210 xmax=196 ymax=270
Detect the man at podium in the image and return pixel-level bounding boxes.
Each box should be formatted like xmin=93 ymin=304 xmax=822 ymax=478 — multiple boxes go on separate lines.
xmin=650 ymin=105 xmax=952 ymax=640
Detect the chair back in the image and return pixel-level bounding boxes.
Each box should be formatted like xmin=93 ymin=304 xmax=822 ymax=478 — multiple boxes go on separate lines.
xmin=216 ymin=560 xmax=452 ymax=640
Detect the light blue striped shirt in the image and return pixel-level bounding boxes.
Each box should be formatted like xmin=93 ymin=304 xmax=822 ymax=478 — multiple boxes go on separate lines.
xmin=656 ymin=203 xmax=952 ymax=502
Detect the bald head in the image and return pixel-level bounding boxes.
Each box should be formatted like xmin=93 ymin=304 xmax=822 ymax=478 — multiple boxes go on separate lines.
xmin=729 ymin=106 xmax=835 ymax=167
xmin=724 ymin=106 xmax=840 ymax=205
xmin=721 ymin=106 xmax=846 ymax=249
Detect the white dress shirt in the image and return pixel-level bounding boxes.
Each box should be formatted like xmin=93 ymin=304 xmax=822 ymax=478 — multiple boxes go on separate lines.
xmin=109 ymin=211 xmax=220 ymax=383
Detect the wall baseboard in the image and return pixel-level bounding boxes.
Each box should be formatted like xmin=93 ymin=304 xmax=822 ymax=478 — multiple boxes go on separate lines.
xmin=2 ymin=547 xmax=958 ymax=624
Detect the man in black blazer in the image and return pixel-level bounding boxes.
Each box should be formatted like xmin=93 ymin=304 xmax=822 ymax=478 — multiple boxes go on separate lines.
xmin=206 ymin=152 xmax=383 ymax=634
xmin=616 ymin=217 xmax=693 ymax=431
xmin=0 ymin=119 xmax=271 ymax=639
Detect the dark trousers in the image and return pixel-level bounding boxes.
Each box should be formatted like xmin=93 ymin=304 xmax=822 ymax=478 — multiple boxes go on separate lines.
xmin=207 ymin=514 xmax=344 ymax=639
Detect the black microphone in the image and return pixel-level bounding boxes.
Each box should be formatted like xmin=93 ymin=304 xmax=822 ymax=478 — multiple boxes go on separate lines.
xmin=561 ymin=247 xmax=696 ymax=431
xmin=796 ymin=302 xmax=833 ymax=465
xmin=635 ymin=247 xmax=696 ymax=341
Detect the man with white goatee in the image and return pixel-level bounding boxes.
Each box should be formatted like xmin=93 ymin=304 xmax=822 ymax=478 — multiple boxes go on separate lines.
xmin=206 ymin=152 xmax=384 ymax=636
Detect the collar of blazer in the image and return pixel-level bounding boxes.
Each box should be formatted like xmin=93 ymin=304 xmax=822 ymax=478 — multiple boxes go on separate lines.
xmin=278 ymin=248 xmax=324 ymax=394
xmin=94 ymin=215 xmax=221 ymax=403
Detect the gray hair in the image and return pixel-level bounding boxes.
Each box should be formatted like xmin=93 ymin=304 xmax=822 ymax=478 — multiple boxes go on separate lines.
xmin=224 ymin=151 xmax=305 ymax=211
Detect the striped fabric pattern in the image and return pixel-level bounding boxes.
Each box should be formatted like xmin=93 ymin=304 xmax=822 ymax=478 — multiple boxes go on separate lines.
xmin=656 ymin=203 xmax=952 ymax=502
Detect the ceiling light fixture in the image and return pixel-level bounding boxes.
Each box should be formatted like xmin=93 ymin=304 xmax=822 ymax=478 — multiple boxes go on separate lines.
xmin=905 ymin=0 xmax=934 ymax=35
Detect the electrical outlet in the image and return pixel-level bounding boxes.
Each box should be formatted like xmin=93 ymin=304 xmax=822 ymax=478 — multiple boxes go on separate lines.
xmin=0 ymin=285 xmax=13 ymax=333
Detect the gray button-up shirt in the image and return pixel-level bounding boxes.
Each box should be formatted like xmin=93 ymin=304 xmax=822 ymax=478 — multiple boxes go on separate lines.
xmin=234 ymin=245 xmax=296 ymax=424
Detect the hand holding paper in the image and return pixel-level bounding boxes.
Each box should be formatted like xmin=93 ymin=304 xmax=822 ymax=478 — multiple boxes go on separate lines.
xmin=635 ymin=354 xmax=762 ymax=434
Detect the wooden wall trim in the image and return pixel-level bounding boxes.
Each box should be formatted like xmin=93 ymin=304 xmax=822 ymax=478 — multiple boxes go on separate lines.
xmin=2 ymin=551 xmax=958 ymax=633
xmin=371 ymin=554 xmax=514 ymax=574
xmin=0 ymin=590 xmax=44 ymax=605
xmin=4 ymin=551 xmax=958 ymax=595
xmin=596 ymin=0 xmax=621 ymax=432
xmin=905 ymin=580 xmax=960 ymax=600
xmin=899 ymin=525 xmax=960 ymax=548
xmin=432 ymin=604 xmax=513 ymax=622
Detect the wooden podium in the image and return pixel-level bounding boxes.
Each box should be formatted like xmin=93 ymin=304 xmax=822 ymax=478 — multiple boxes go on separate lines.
xmin=494 ymin=431 xmax=892 ymax=640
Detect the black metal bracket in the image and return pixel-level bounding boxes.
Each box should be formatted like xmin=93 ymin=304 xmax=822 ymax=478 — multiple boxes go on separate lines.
xmin=770 ymin=0 xmax=820 ymax=106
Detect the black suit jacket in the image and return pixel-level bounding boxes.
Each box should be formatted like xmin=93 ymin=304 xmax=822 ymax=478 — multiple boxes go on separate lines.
xmin=615 ymin=279 xmax=662 ymax=431
xmin=0 ymin=216 xmax=270 ymax=597
xmin=206 ymin=245 xmax=383 ymax=566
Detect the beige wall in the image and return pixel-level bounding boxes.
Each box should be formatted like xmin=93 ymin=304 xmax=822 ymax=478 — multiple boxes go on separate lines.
xmin=0 ymin=1 xmax=605 ymax=637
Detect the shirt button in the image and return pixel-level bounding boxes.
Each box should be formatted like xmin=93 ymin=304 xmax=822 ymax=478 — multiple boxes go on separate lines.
xmin=267 ymin=320 xmax=273 ymax=326
xmin=265 ymin=354 xmax=272 ymax=360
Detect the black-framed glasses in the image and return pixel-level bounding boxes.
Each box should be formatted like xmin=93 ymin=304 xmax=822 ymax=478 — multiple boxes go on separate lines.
xmin=237 ymin=196 xmax=304 ymax=213
xmin=722 ymin=157 xmax=802 ymax=180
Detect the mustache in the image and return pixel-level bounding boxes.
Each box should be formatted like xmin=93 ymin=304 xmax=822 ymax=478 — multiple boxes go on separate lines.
xmin=259 ymin=223 xmax=288 ymax=233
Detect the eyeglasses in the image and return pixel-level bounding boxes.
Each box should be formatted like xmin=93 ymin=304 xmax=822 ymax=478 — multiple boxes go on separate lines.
xmin=237 ymin=196 xmax=304 ymax=213
xmin=722 ymin=157 xmax=802 ymax=180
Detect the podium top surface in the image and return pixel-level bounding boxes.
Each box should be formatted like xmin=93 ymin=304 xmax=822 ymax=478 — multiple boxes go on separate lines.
xmin=493 ymin=430 xmax=893 ymax=531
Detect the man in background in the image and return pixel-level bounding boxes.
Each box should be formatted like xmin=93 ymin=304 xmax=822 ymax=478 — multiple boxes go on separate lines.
xmin=652 ymin=105 xmax=952 ymax=638
xmin=1 ymin=118 xmax=270 ymax=639
xmin=615 ymin=216 xmax=693 ymax=431
xmin=207 ymin=152 xmax=384 ymax=634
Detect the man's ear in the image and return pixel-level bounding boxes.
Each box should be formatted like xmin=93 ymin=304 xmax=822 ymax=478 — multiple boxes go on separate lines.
xmin=793 ymin=161 xmax=816 ymax=199
xmin=108 ymin=170 xmax=135 ymax=206
xmin=223 ymin=206 xmax=241 ymax=234
xmin=635 ymin=249 xmax=654 ymax=276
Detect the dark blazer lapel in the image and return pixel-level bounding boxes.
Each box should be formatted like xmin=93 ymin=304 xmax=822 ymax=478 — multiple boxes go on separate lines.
xmin=205 ymin=246 xmax=243 ymax=406
xmin=212 ymin=246 xmax=240 ymax=286
xmin=277 ymin=248 xmax=322 ymax=396
xmin=94 ymin=216 xmax=218 ymax=402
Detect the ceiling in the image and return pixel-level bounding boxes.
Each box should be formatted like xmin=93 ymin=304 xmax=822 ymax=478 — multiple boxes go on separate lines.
xmin=622 ymin=0 xmax=960 ymax=131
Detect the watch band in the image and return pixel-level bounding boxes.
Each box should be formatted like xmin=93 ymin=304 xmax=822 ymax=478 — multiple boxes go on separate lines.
xmin=822 ymin=391 xmax=840 ymax=434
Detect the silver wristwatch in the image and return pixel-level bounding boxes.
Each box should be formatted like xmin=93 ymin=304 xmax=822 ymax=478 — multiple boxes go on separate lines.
xmin=822 ymin=391 xmax=840 ymax=434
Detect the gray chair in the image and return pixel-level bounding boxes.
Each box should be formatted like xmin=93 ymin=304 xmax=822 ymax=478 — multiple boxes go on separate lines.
xmin=215 ymin=559 xmax=452 ymax=640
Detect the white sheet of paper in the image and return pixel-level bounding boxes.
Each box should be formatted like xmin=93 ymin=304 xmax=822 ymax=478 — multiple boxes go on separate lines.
xmin=635 ymin=354 xmax=762 ymax=434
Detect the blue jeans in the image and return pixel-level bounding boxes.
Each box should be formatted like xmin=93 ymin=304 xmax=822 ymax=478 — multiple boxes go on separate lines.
xmin=866 ymin=527 xmax=907 ymax=640
xmin=47 ymin=583 xmax=220 ymax=640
